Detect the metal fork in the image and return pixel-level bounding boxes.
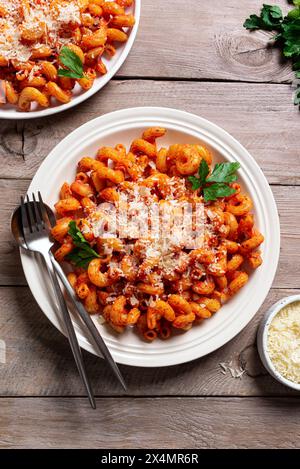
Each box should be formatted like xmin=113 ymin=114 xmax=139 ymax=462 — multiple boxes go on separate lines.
xmin=37 ymin=194 xmax=126 ymax=391
xmin=21 ymin=194 xmax=96 ymax=409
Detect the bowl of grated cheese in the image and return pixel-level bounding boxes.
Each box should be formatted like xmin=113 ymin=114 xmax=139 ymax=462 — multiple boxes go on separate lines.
xmin=257 ymin=295 xmax=300 ymax=391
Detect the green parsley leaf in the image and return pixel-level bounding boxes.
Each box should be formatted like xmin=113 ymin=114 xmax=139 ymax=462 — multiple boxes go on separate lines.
xmin=243 ymin=14 xmax=263 ymax=30
xmin=206 ymin=162 xmax=241 ymax=184
xmin=243 ymin=4 xmax=300 ymax=107
xmin=58 ymin=46 xmax=85 ymax=79
xmin=65 ymin=221 xmax=99 ymax=269
xmin=294 ymin=87 xmax=300 ymax=104
xmin=68 ymin=220 xmax=88 ymax=245
xmin=293 ymin=58 xmax=300 ymax=69
xmin=261 ymin=4 xmax=283 ymax=28
xmin=288 ymin=7 xmax=300 ymax=20
xmin=57 ymin=68 xmax=82 ymax=79
xmin=66 ymin=249 xmax=93 ymax=270
xmin=203 ymin=184 xmax=237 ymax=202
xmin=189 ymin=159 xmax=240 ymax=201
xmin=198 ymin=159 xmax=210 ymax=184
xmin=244 ymin=4 xmax=283 ymax=30
xmin=187 ymin=159 xmax=210 ymax=190
xmin=188 ymin=175 xmax=202 ymax=191
xmin=281 ymin=19 xmax=300 ymax=57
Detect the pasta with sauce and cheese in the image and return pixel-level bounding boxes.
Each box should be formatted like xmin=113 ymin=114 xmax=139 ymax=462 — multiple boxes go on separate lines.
xmin=51 ymin=128 xmax=264 ymax=341
xmin=0 ymin=0 xmax=135 ymax=111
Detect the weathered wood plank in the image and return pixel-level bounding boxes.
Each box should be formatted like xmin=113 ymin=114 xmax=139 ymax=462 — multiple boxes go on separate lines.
xmin=118 ymin=0 xmax=293 ymax=83
xmin=0 ymin=397 xmax=299 ymax=448
xmin=0 ymin=0 xmax=297 ymax=449
xmin=0 ymin=286 xmax=299 ymax=397
xmin=0 ymin=81 xmax=298 ymax=185
xmin=0 ymin=179 xmax=29 ymax=286
xmin=0 ymin=180 xmax=298 ymax=288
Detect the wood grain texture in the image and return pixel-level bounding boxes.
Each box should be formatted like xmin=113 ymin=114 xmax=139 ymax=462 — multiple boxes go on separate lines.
xmin=0 ymin=179 xmax=299 ymax=288
xmin=0 ymin=286 xmax=299 ymax=397
xmin=1 ymin=396 xmax=300 ymax=448
xmin=0 ymin=179 xmax=29 ymax=286
xmin=0 ymin=0 xmax=298 ymax=449
xmin=0 ymin=81 xmax=298 ymax=185
xmin=117 ymin=0 xmax=294 ymax=83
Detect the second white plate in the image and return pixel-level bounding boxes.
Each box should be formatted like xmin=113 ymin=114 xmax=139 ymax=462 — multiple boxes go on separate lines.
xmin=21 ymin=107 xmax=280 ymax=367
xmin=0 ymin=1 xmax=140 ymax=120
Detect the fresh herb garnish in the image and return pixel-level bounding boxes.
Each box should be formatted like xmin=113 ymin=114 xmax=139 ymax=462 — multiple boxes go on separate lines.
xmin=243 ymin=2 xmax=300 ymax=106
xmin=202 ymin=183 xmax=237 ymax=201
xmin=58 ymin=46 xmax=85 ymax=79
xmin=188 ymin=159 xmax=209 ymax=190
xmin=188 ymin=160 xmax=240 ymax=202
xmin=206 ymin=162 xmax=240 ymax=184
xmin=65 ymin=221 xmax=99 ymax=269
xmin=294 ymin=86 xmax=300 ymax=103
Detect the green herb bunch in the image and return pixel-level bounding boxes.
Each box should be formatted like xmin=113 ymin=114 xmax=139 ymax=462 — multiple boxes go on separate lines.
xmin=244 ymin=1 xmax=300 ymax=105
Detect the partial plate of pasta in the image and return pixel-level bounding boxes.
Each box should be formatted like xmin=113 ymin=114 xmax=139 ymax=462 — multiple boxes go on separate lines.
xmin=20 ymin=107 xmax=280 ymax=367
xmin=0 ymin=0 xmax=140 ymax=119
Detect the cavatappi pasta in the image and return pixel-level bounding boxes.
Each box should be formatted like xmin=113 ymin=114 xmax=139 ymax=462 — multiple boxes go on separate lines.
xmin=52 ymin=128 xmax=264 ymax=341
xmin=0 ymin=0 xmax=135 ymax=111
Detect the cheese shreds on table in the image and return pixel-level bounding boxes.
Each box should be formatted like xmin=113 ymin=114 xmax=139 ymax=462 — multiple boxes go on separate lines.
xmin=268 ymin=301 xmax=300 ymax=384
xmin=0 ymin=0 xmax=82 ymax=62
xmin=219 ymin=361 xmax=246 ymax=379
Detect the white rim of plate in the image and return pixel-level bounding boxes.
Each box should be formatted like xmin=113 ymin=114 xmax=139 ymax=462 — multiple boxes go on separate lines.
xmin=21 ymin=107 xmax=281 ymax=367
xmin=0 ymin=0 xmax=141 ymax=120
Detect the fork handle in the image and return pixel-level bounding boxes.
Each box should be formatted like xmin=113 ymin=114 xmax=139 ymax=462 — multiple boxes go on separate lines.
xmin=50 ymin=253 xmax=126 ymax=391
xmin=42 ymin=253 xmax=96 ymax=409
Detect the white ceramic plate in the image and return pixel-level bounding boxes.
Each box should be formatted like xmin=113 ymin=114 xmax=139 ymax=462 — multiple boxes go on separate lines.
xmin=21 ymin=107 xmax=280 ymax=367
xmin=0 ymin=1 xmax=140 ymax=120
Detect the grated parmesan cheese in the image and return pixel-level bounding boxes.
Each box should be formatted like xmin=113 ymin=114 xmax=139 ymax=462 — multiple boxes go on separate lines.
xmin=0 ymin=0 xmax=81 ymax=62
xmin=268 ymin=301 xmax=300 ymax=384
xmin=80 ymin=161 xmax=227 ymax=291
xmin=129 ymin=295 xmax=139 ymax=306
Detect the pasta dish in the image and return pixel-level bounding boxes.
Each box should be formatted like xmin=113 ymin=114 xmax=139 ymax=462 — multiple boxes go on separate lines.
xmin=51 ymin=127 xmax=264 ymax=341
xmin=0 ymin=0 xmax=135 ymax=111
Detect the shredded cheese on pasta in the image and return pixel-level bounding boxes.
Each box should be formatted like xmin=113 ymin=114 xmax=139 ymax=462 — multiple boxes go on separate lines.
xmin=0 ymin=0 xmax=81 ymax=62
xmin=81 ymin=176 xmax=223 ymax=291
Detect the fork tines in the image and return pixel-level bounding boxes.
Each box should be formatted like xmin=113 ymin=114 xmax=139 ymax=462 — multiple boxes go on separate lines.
xmin=21 ymin=192 xmax=50 ymax=234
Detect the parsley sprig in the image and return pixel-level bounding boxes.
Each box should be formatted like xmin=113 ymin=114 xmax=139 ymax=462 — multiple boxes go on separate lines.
xmin=244 ymin=5 xmax=284 ymax=30
xmin=58 ymin=46 xmax=85 ymax=80
xmin=188 ymin=160 xmax=240 ymax=202
xmin=243 ymin=2 xmax=300 ymax=105
xmin=65 ymin=221 xmax=99 ymax=269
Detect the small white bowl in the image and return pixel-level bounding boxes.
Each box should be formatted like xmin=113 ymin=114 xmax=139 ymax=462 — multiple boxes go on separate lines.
xmin=257 ymin=295 xmax=300 ymax=391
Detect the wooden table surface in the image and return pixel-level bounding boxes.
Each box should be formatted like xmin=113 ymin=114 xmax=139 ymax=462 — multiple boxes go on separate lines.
xmin=0 ymin=0 xmax=299 ymax=449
